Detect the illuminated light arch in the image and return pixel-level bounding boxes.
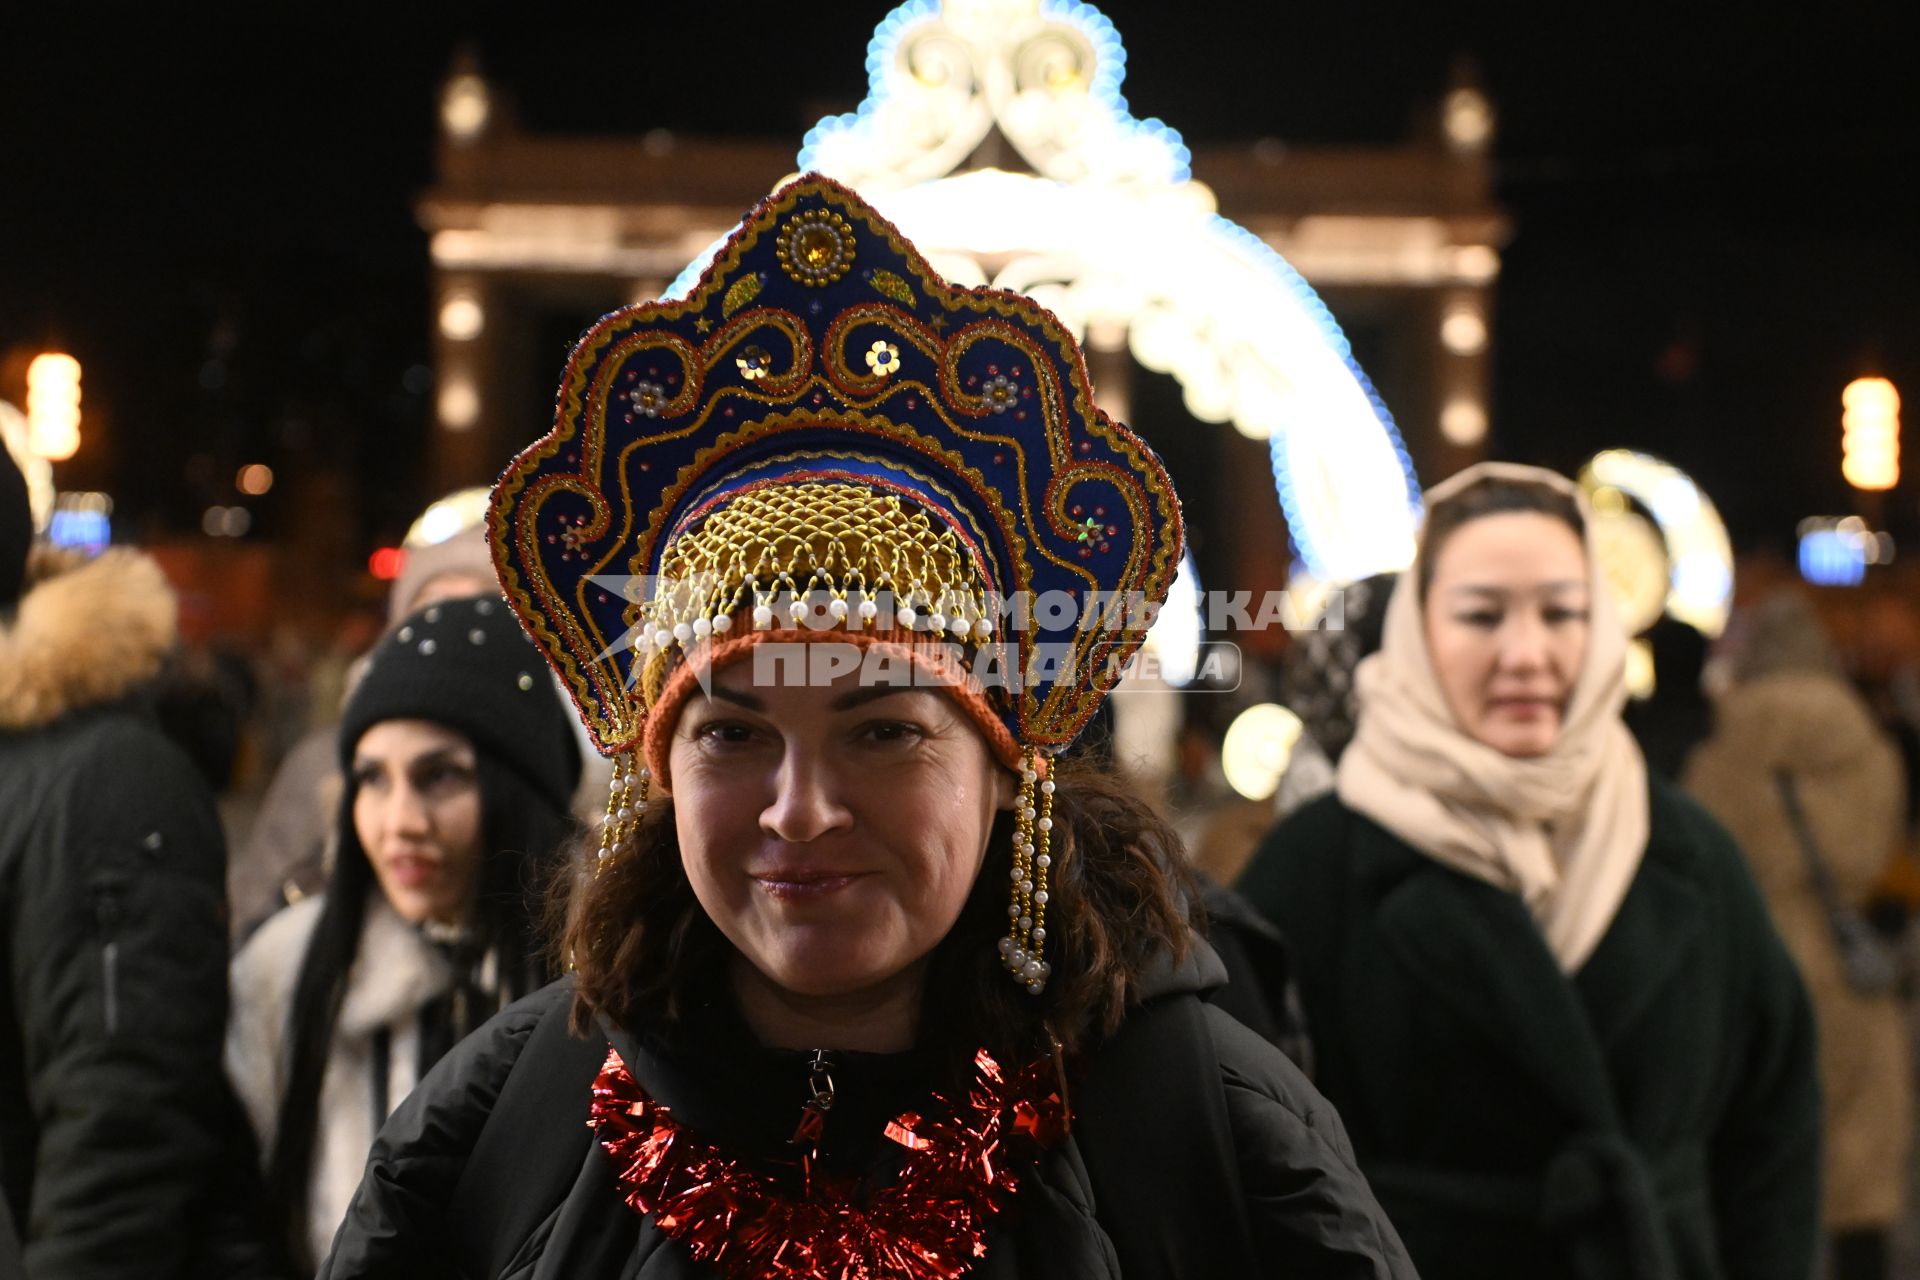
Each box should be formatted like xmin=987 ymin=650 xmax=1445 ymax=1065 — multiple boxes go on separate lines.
xmin=669 ymin=0 xmax=1422 ymax=582
xmin=1578 ymin=449 xmax=1734 ymax=638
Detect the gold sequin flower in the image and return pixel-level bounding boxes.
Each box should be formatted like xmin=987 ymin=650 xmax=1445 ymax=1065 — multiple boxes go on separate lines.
xmin=736 ymin=346 xmax=773 ymax=381
xmin=865 ymin=340 xmax=902 ymax=378
xmin=982 ymin=375 xmax=1018 ymax=414
xmin=628 ymin=381 xmax=667 ymax=417
xmin=776 ymin=208 xmax=856 ymax=288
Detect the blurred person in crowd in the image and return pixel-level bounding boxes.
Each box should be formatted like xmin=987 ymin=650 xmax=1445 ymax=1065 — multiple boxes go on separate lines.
xmin=1238 ymin=463 xmax=1818 ymax=1280
xmin=1281 ymin=572 xmax=1397 ymax=765
xmin=155 ymin=642 xmax=262 ymax=792
xmin=1085 ymin=701 xmax=1312 ymax=1069
xmin=229 ymin=523 xmax=498 ymax=942
xmin=1622 ymin=615 xmax=1712 ymax=780
xmin=0 ymin=447 xmax=275 ymax=1275
xmin=1169 ymin=697 xmax=1251 ymax=871
xmin=1171 ymin=705 xmax=1287 ymax=869
xmin=1271 ymin=571 xmax=1397 ymax=822
xmin=233 ymin=517 xmax=619 ymax=944
xmin=320 ymin=177 xmax=1411 ymax=1279
xmin=1853 ymin=592 xmax=1920 ymax=831
xmin=225 ymin=596 xmax=581 ymax=1273
xmin=1686 ymin=590 xmax=1908 ymax=1280
xmin=1186 ymin=574 xmax=1395 ymax=889
xmin=1847 ymin=594 xmax=1920 ymax=932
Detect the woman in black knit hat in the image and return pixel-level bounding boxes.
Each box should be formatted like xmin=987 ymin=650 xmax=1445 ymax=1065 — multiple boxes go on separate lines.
xmin=225 ymin=594 xmax=582 ymax=1274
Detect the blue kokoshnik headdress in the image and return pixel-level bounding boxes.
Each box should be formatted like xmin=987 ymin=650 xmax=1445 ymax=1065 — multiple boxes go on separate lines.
xmin=491 ymin=174 xmax=1183 ymax=992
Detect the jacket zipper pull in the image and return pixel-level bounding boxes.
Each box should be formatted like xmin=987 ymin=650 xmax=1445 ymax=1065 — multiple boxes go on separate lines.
xmin=790 ymin=1049 xmax=835 ymax=1146
xmin=790 ymin=1049 xmax=836 ymax=1194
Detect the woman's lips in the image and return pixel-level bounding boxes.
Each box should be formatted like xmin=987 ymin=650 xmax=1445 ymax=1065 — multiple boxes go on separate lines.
xmin=751 ymin=868 xmax=868 ymax=900
xmin=1487 ymin=697 xmax=1555 ymax=720
xmin=384 ymin=854 xmax=444 ymax=889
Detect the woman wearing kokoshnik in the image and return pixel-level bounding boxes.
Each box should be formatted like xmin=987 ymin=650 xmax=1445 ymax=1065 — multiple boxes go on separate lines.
xmin=319 ymin=176 xmax=1416 ymax=1279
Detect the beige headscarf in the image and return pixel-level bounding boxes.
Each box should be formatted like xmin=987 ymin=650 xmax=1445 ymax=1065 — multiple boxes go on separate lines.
xmin=1336 ymin=462 xmax=1649 ymax=971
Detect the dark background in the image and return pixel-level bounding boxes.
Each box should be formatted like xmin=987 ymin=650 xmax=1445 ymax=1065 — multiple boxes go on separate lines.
xmin=4 ymin=1 xmax=1917 ymax=557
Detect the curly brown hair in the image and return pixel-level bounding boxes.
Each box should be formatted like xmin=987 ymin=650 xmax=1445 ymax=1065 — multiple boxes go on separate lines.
xmin=551 ymin=754 xmax=1201 ymax=1062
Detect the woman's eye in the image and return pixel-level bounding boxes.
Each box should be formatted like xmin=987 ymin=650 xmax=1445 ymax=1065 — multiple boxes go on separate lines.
xmin=1457 ymin=611 xmax=1500 ymax=628
xmin=1544 ymin=607 xmax=1590 ymax=625
xmin=352 ymin=766 xmax=386 ymax=791
xmin=696 ymin=721 xmax=757 ymax=746
xmin=859 ymin=720 xmax=925 ymax=745
xmin=417 ymin=763 xmax=474 ymax=791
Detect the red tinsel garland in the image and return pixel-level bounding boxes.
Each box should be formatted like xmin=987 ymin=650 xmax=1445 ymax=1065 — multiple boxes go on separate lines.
xmin=587 ymin=1044 xmax=1068 ymax=1280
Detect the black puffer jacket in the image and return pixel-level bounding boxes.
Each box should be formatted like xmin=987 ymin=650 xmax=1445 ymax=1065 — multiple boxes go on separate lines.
xmin=0 ymin=548 xmax=275 ymax=1278
xmin=321 ymin=944 xmax=1415 ymax=1278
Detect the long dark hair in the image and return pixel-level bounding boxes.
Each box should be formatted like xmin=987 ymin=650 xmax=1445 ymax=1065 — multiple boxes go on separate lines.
xmin=554 ymin=755 xmax=1201 ymax=1068
xmin=265 ymin=748 xmax=576 ymax=1272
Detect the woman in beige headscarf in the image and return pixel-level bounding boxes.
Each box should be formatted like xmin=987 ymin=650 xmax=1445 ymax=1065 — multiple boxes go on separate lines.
xmin=1237 ymin=462 xmax=1819 ymax=1280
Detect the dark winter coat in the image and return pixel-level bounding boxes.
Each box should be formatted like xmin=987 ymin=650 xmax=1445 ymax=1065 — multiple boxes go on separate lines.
xmin=319 ymin=946 xmax=1417 ymax=1279
xmin=0 ymin=547 xmax=275 ymax=1278
xmin=1236 ymin=779 xmax=1820 ymax=1280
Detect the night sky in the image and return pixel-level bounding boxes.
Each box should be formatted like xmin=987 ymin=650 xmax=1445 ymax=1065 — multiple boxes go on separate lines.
xmin=4 ymin=1 xmax=1917 ymax=559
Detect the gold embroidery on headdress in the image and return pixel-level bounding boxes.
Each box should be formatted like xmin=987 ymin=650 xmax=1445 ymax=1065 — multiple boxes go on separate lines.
xmin=633 ymin=482 xmax=994 ymax=697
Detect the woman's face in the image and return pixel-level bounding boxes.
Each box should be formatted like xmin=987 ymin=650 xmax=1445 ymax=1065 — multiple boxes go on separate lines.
xmin=1423 ymin=511 xmax=1591 ymax=758
xmin=351 ymin=720 xmax=485 ymax=926
xmin=667 ymin=659 xmax=1015 ymax=1004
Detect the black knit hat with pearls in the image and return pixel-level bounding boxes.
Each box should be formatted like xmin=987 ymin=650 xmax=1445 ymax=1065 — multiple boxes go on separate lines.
xmin=340 ymin=594 xmax=582 ymax=810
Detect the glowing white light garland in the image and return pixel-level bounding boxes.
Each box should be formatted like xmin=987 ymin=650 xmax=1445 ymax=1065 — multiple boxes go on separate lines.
xmin=1578 ymin=449 xmax=1733 ymax=637
xmin=666 ymin=0 xmax=1421 ymax=582
xmin=1222 ymin=702 xmax=1304 ymax=802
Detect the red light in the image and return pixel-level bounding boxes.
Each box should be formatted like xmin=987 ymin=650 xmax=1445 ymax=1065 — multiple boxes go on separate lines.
xmin=368 ymin=547 xmax=406 ymax=580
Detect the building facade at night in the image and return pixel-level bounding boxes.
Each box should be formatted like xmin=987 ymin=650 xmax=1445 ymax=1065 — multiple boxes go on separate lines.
xmin=417 ymin=0 xmax=1507 ymax=618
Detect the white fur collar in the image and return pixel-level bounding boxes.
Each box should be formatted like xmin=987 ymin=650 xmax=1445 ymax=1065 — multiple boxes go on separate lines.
xmin=337 ymin=893 xmax=456 ymax=1037
xmin=0 ymin=546 xmax=177 ymax=731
